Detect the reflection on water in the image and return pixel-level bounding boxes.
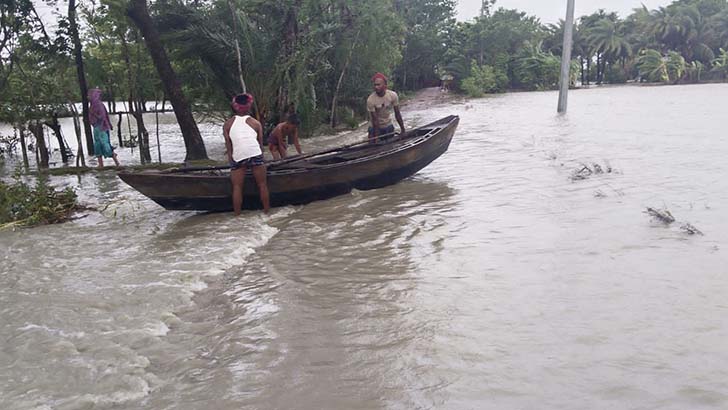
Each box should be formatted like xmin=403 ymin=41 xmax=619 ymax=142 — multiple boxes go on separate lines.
xmin=2 ymin=84 xmax=728 ymax=410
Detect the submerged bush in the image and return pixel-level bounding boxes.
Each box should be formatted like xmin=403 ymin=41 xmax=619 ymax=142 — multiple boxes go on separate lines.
xmin=461 ymin=62 xmax=509 ymax=97
xmin=0 ymin=174 xmax=79 ymax=229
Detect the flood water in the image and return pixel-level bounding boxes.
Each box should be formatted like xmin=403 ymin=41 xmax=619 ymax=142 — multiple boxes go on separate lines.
xmin=2 ymin=84 xmax=728 ymax=410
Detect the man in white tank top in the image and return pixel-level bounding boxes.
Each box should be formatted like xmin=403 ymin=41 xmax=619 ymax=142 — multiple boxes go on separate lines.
xmin=223 ymin=93 xmax=270 ymax=214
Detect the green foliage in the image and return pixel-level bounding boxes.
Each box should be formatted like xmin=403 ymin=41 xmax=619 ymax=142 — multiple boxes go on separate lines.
xmin=637 ymin=49 xmax=687 ymax=83
xmin=0 ymin=38 xmax=76 ymax=125
xmin=666 ymin=50 xmax=687 ymax=81
xmin=638 ymin=49 xmax=670 ymax=82
xmin=0 ymin=0 xmax=35 ymax=91
xmin=0 ymin=174 xmax=79 ymax=228
xmin=393 ymin=0 xmax=457 ymax=90
xmin=155 ymin=0 xmax=406 ymax=133
xmin=511 ymin=43 xmax=562 ymax=90
xmin=711 ymin=47 xmax=728 ymax=78
xmin=461 ymin=61 xmax=507 ymax=97
xmin=604 ymin=64 xmax=630 ymax=83
xmin=588 ymin=18 xmax=632 ymax=60
xmin=686 ymin=60 xmax=705 ymax=82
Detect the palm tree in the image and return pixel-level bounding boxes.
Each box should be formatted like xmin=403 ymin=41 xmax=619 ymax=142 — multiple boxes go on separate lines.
xmin=637 ymin=49 xmax=668 ymax=82
xmin=678 ymin=5 xmax=714 ymax=64
xmin=650 ymin=7 xmax=687 ymax=51
xmin=648 ymin=5 xmax=703 ymax=56
xmin=588 ymin=19 xmax=632 ymax=83
xmin=709 ymin=10 xmax=728 ymax=49
xmin=579 ymin=10 xmax=619 ymax=84
xmin=576 ymin=18 xmax=597 ymax=84
xmin=589 ymin=19 xmax=632 ymax=58
xmin=665 ymin=50 xmax=686 ymax=83
xmin=572 ymin=22 xmax=589 ymax=85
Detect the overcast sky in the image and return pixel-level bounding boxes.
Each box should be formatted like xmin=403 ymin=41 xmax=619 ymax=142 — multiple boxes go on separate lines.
xmin=36 ymin=1 xmax=675 ymax=27
xmin=457 ymin=0 xmax=674 ymax=23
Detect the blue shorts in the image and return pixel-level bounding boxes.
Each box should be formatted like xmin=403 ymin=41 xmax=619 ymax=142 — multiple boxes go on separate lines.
xmin=368 ymin=124 xmax=395 ymax=138
xmin=231 ymin=155 xmax=264 ymax=169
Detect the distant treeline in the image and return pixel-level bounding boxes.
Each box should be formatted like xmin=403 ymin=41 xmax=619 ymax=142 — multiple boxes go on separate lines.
xmin=1 ymin=0 xmax=727 ymax=164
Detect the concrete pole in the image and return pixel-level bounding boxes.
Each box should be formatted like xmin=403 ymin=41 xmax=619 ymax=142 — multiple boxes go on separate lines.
xmin=557 ymin=0 xmax=576 ymax=113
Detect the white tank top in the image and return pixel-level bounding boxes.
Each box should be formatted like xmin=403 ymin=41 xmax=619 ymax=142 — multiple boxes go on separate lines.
xmin=229 ymin=115 xmax=261 ymax=161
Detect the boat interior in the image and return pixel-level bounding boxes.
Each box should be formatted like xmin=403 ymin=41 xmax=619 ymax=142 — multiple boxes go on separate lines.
xmin=272 ymin=126 xmax=443 ymax=171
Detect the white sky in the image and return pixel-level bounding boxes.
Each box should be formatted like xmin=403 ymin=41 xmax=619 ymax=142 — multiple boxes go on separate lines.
xmin=36 ymin=1 xmax=675 ymax=28
xmin=456 ymin=0 xmax=675 ymax=22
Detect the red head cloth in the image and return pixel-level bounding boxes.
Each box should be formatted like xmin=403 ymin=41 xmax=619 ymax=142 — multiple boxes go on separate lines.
xmin=371 ymin=72 xmax=388 ymax=83
xmin=231 ymin=93 xmax=254 ymax=114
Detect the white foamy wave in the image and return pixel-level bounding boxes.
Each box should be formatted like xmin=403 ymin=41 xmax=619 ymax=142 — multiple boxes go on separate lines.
xmin=189 ymin=219 xmax=281 ymax=277
xmin=18 ymin=323 xmax=85 ymax=339
xmin=351 ymin=215 xmax=374 ymax=227
xmin=126 ymin=210 xmax=291 ymax=301
xmin=72 ymin=375 xmax=152 ymax=408
xmin=186 ymin=280 xmax=208 ymax=292
xmin=120 ymin=281 xmax=180 ymax=289
xmin=143 ymin=321 xmax=170 ymax=337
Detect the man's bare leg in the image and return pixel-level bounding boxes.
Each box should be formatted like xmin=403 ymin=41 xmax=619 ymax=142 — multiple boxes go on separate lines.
xmin=230 ymin=167 xmax=245 ymax=215
xmin=279 ymin=144 xmax=288 ymax=159
xmin=252 ymin=165 xmax=270 ymax=213
xmin=270 ymin=146 xmax=281 ymax=160
xmin=112 ymin=152 xmax=120 ymax=167
xmin=97 ymin=156 xmax=104 ymax=168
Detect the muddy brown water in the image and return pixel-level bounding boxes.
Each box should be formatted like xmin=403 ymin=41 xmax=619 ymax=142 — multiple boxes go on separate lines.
xmin=2 ymin=84 xmax=728 ymax=409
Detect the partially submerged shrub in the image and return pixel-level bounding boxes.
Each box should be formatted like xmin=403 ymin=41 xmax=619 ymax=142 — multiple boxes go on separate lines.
xmin=0 ymin=174 xmax=79 ymax=229
xmin=461 ymin=62 xmax=508 ymax=97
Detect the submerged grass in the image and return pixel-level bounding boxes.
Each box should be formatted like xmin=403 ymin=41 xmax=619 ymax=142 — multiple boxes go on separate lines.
xmin=0 ymin=174 xmax=81 ymax=230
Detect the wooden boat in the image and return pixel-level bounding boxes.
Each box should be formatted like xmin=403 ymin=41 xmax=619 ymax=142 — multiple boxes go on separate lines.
xmin=118 ymin=115 xmax=459 ymax=211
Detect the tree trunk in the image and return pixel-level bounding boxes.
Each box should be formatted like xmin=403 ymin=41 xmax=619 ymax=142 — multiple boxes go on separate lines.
xmin=127 ymin=0 xmax=208 ymax=161
xmin=69 ymin=103 xmax=86 ymax=167
xmin=68 ymin=0 xmax=94 ymax=156
xmin=45 ymin=113 xmax=69 ymax=163
xmin=277 ymin=0 xmax=301 ymax=118
xmin=121 ymin=33 xmax=151 ymax=163
xmin=155 ymin=97 xmax=162 ymax=163
xmin=134 ymin=36 xmax=151 ymax=161
xmin=227 ymin=0 xmax=247 ymax=93
xmin=135 ymin=98 xmax=152 ymax=163
xmin=330 ymin=28 xmax=360 ymax=128
xmin=120 ymin=34 xmax=139 ymax=152
xmin=110 ymin=85 xmax=117 ymax=113
xmin=18 ymin=124 xmax=29 ymax=169
xmin=402 ymin=45 xmax=408 ymax=89
xmin=117 ymin=113 xmax=123 ymax=146
xmin=586 ymin=55 xmax=591 ymax=85
xmin=28 ymin=121 xmax=49 ymax=169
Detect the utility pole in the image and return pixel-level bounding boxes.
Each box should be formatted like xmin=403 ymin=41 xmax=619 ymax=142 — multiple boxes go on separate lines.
xmin=557 ymin=0 xmax=576 ymax=113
